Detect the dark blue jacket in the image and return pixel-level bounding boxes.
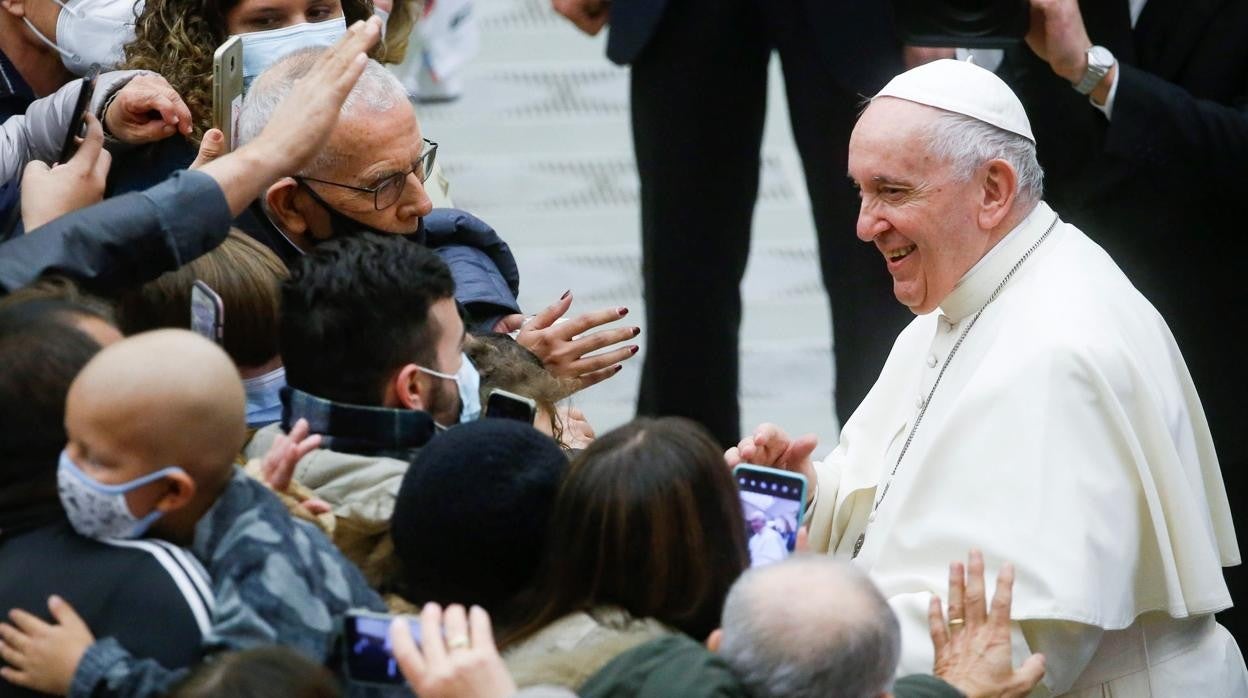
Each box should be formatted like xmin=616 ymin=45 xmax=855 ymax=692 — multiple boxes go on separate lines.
xmin=423 ymin=208 xmax=521 ymax=334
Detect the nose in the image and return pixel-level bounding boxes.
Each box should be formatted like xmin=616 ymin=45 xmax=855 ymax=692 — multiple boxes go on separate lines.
xmin=397 ymin=173 xmax=434 ymax=222
xmin=856 ymin=200 xmax=889 ymax=243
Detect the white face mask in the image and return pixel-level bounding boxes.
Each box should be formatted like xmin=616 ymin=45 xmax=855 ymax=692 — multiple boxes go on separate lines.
xmin=22 ymin=0 xmax=138 ymax=75
xmin=235 ymin=17 xmax=347 ymax=92
xmin=57 ymin=450 xmax=184 ymax=540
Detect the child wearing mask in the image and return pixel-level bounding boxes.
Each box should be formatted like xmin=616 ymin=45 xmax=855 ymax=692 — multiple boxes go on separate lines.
xmin=0 ymin=330 xmax=386 ymax=698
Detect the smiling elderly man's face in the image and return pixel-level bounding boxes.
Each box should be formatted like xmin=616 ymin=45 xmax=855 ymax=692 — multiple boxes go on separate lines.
xmin=847 ymin=98 xmax=990 ymax=315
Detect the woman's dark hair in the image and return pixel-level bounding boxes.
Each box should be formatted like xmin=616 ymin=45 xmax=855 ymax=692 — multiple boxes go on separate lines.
xmin=502 ymin=417 xmax=749 ymax=647
xmin=169 ymin=646 xmax=340 ymax=698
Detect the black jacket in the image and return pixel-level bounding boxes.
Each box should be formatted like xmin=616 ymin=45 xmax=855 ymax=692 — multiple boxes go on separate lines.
xmin=996 ymin=0 xmax=1248 ymax=468
xmin=0 ymin=521 xmax=207 ymax=698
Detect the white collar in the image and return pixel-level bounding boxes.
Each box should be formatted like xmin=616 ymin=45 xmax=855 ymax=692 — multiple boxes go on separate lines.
xmin=938 ymin=201 xmax=1057 ymax=322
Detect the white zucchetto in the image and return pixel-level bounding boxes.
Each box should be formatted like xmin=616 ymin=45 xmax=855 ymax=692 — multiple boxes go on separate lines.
xmin=875 ymin=58 xmax=1035 ymax=143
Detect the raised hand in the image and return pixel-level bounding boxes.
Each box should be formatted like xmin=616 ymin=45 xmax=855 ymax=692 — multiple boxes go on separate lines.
xmin=515 ymin=291 xmax=640 ymax=392
xmin=724 ymin=423 xmax=819 ymax=487
xmin=21 ymin=113 xmax=111 ymax=231
xmin=390 ymin=604 xmax=517 ymax=698
xmin=929 ymin=550 xmax=1046 ymax=698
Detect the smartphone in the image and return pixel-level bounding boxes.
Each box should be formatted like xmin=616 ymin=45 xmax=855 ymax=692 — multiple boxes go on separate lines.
xmin=189 ymin=280 xmax=224 ymax=345
xmin=211 ymin=36 xmax=244 ymax=152
xmin=733 ymin=464 xmax=808 ymax=568
xmin=342 ymin=610 xmax=420 ymax=686
xmin=58 ymin=65 xmax=100 ymax=164
xmin=484 ymin=388 xmax=537 ymax=424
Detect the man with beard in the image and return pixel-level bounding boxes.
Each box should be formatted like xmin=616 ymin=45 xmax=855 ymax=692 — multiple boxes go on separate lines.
xmin=244 ymin=233 xmax=472 ymax=583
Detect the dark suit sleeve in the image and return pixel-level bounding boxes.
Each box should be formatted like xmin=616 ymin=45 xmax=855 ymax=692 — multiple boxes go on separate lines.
xmin=1104 ymin=62 xmax=1248 ymax=179
xmin=0 ymin=169 xmax=231 ymax=294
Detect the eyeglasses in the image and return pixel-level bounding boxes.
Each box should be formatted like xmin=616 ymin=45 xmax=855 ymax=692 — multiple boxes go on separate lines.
xmin=296 ymin=138 xmax=439 ymax=210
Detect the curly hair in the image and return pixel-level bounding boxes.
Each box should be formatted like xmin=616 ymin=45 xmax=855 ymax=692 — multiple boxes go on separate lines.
xmin=122 ymin=0 xmax=375 ymax=139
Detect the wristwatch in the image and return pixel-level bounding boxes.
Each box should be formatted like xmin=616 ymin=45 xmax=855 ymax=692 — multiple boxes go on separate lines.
xmin=1074 ymin=45 xmax=1115 ymax=95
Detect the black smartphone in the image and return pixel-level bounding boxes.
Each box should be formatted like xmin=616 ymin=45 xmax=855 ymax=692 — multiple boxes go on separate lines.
xmin=733 ymin=464 xmax=808 ymax=568
xmin=58 ymin=65 xmax=101 ymax=164
xmin=342 ymin=610 xmax=420 ymax=686
xmin=893 ymin=0 xmax=1029 ymax=48
xmin=484 ymin=388 xmax=537 ymax=424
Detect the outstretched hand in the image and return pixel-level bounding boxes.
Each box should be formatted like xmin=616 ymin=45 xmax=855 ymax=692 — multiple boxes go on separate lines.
xmin=20 ymin=113 xmax=111 ymax=232
xmin=0 ymin=596 xmax=95 ymax=696
xmin=929 ymin=550 xmax=1046 ymax=698
xmin=514 ymin=291 xmax=640 ymax=392
xmin=724 ymin=423 xmax=819 ymax=487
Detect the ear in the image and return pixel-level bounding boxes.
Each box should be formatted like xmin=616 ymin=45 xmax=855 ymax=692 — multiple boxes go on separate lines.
xmin=387 ymin=364 xmax=428 ymax=411
xmin=977 ymin=159 xmax=1018 ymax=231
xmin=265 ymin=178 xmax=323 ymax=251
xmin=155 ymin=470 xmax=197 ymax=514
xmin=705 ymin=628 xmax=723 ymax=653
xmin=0 ymin=0 xmax=26 ymax=17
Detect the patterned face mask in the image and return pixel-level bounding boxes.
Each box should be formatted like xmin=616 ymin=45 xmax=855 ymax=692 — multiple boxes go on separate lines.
xmin=57 ymin=450 xmax=185 ymax=540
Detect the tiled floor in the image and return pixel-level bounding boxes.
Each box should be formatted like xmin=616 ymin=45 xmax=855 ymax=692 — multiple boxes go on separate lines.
xmin=418 ymin=0 xmax=842 ymax=447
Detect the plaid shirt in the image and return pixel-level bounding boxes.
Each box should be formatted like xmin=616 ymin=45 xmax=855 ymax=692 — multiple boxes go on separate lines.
xmin=281 ymin=386 xmax=438 ymax=462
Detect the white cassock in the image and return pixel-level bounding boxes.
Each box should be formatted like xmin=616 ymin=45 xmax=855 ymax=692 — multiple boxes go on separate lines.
xmin=806 ymin=201 xmax=1246 ymax=696
xmin=749 ymin=527 xmax=788 ymax=567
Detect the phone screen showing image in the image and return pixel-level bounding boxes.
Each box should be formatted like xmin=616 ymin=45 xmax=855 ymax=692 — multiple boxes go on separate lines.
xmin=343 ymin=613 xmax=421 ymax=686
xmin=189 ymin=281 xmax=223 ymax=344
xmin=735 ymin=465 xmax=807 ymax=568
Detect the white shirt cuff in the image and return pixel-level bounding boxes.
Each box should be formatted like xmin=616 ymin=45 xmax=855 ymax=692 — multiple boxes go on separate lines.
xmin=1090 ymin=63 xmax=1120 ymax=120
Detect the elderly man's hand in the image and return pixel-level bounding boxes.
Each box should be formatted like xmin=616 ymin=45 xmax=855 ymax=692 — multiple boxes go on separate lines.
xmin=725 ymin=423 xmax=819 ymax=488
xmin=514 ymin=292 xmax=640 ymax=392
xmin=20 ymin=113 xmax=111 ymax=231
xmin=103 ymin=73 xmax=194 ymax=144
xmin=552 ymin=0 xmax=609 ymax=35
xmin=1025 ymin=0 xmax=1095 ymax=85
xmin=929 ymin=550 xmax=1046 ymax=698
xmin=0 ymin=596 xmax=95 ymax=696
xmin=391 ymin=604 xmax=517 ymax=698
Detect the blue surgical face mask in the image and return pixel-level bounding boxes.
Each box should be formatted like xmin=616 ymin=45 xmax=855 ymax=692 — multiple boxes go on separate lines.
xmin=243 ymin=366 xmax=287 ymax=428
xmin=415 ymin=352 xmax=481 ymax=426
xmin=57 ymin=451 xmax=185 ymax=540
xmin=236 ymin=17 xmax=347 ymax=92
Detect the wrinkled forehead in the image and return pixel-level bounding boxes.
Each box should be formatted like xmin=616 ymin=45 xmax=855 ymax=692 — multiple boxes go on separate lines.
xmin=848 ymin=99 xmax=945 ymax=175
xmin=318 ymin=100 xmax=423 ymax=179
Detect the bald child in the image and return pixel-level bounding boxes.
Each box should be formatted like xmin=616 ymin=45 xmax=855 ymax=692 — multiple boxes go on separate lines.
xmin=0 ymin=330 xmax=386 ymax=698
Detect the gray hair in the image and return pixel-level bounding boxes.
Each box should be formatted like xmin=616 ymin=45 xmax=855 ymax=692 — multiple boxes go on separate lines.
xmin=718 ymin=556 xmax=900 ymax=698
xmin=236 ymin=49 xmax=408 ymax=175
xmin=922 ymin=109 xmax=1044 ymax=206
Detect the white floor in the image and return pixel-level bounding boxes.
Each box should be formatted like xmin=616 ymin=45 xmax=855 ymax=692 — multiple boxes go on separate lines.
xmin=417 ymin=0 xmax=841 ymax=447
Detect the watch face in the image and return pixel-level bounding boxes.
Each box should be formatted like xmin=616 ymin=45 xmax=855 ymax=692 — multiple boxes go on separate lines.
xmin=1090 ymin=45 xmax=1114 ymax=69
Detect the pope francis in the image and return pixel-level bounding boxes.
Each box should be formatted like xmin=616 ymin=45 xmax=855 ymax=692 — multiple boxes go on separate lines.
xmin=727 ymin=59 xmax=1246 ymax=696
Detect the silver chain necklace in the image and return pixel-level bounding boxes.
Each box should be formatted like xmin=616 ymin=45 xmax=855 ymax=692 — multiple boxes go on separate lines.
xmin=852 ymin=215 xmax=1059 ymax=559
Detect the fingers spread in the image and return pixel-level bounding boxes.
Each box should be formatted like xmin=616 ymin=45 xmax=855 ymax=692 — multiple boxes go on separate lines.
xmin=964 ymin=549 xmax=987 ymax=627
xmin=946 ymin=561 xmax=966 ymax=631
xmin=988 ymin=562 xmax=1016 ymax=627
xmin=572 ymin=365 xmax=621 ymax=392
xmin=927 ymin=594 xmax=949 ymax=656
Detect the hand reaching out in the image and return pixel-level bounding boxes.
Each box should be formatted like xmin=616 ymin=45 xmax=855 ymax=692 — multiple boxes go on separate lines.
xmin=929 ymin=550 xmax=1046 ymax=698
xmin=390 ymin=604 xmax=517 ymax=698
xmin=20 ymin=113 xmax=111 ymax=232
xmin=724 ymin=423 xmax=820 ymax=488
xmin=0 ymin=596 xmax=95 ymax=696
xmin=514 ymin=291 xmax=640 ymax=392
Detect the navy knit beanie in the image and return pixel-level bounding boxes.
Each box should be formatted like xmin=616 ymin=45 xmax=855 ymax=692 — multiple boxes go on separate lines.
xmin=390 ymin=418 xmax=568 ymax=613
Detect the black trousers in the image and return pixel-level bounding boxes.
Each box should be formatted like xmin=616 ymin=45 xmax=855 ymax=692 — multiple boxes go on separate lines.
xmin=631 ymin=0 xmax=911 ymax=446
